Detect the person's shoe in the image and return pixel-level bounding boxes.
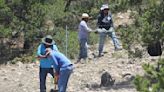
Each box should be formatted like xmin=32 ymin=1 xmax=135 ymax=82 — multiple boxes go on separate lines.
xmin=83 ymin=58 xmax=89 ymax=63
xmin=98 ymin=53 xmax=104 ymax=57
xmin=74 ymin=59 xmax=81 ymax=64
xmin=92 ymin=53 xmax=97 ymax=58
xmin=115 ymin=48 xmax=122 ymax=51
xmin=77 ymin=59 xmax=85 ymax=64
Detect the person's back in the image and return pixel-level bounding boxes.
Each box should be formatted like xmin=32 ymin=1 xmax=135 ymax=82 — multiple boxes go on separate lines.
xmin=46 ymin=48 xmax=73 ymax=92
xmin=50 ymin=51 xmax=72 ymax=69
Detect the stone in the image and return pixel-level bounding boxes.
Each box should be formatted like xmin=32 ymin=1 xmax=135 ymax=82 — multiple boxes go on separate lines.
xmin=18 ymin=83 xmax=24 ymax=87
xmin=3 ymin=77 xmax=8 ymax=81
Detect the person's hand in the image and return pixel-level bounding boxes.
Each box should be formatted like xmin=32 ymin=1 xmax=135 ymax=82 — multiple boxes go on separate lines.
xmin=37 ymin=55 xmax=47 ymax=59
xmin=88 ymin=30 xmax=92 ymax=33
xmin=102 ymin=28 xmax=107 ymax=32
xmin=55 ymin=72 xmax=59 ymax=77
xmin=54 ymin=73 xmax=59 ymax=84
xmin=87 ymin=28 xmax=92 ymax=33
xmin=94 ymin=31 xmax=98 ymax=34
xmin=45 ymin=48 xmax=52 ymax=56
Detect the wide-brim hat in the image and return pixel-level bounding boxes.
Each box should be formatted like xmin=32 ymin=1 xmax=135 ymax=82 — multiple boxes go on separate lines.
xmin=42 ymin=35 xmax=55 ymax=45
xmin=81 ymin=13 xmax=91 ymax=19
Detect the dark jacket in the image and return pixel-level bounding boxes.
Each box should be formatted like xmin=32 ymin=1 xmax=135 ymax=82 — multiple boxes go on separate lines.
xmin=97 ymin=11 xmax=113 ymax=30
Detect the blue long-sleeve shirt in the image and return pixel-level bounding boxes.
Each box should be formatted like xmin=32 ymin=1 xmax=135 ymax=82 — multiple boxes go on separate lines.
xmin=49 ymin=50 xmax=72 ymax=73
xmin=37 ymin=43 xmax=58 ymax=68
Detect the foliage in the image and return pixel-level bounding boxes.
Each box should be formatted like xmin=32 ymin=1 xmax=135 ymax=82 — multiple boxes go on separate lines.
xmin=138 ymin=0 xmax=164 ymax=45
xmin=0 ymin=0 xmax=164 ymax=62
xmin=52 ymin=28 xmax=98 ymax=59
xmin=119 ymin=26 xmax=141 ymax=50
xmin=134 ymin=59 xmax=164 ymax=92
xmin=118 ymin=0 xmax=164 ymax=58
xmin=52 ymin=27 xmax=79 ymax=59
xmin=118 ymin=25 xmax=143 ymax=58
xmin=10 ymin=55 xmax=35 ymax=64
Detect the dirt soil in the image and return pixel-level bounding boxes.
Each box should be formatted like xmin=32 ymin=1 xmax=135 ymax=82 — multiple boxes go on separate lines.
xmin=0 ymin=40 xmax=162 ymax=92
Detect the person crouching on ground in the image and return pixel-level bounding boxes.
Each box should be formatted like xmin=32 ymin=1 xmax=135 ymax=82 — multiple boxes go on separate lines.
xmin=45 ymin=48 xmax=73 ymax=92
xmin=76 ymin=13 xmax=93 ymax=63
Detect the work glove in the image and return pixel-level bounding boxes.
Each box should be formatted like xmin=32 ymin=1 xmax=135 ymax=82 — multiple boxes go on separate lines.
xmin=96 ymin=28 xmax=106 ymax=33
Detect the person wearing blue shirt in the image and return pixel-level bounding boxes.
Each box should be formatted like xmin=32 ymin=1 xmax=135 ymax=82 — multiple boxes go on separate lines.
xmin=45 ymin=48 xmax=73 ymax=92
xmin=37 ymin=35 xmax=58 ymax=92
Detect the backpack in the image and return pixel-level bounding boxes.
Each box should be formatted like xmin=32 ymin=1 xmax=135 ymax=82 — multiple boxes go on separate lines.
xmin=100 ymin=72 xmax=115 ymax=87
xmin=147 ymin=41 xmax=162 ymax=56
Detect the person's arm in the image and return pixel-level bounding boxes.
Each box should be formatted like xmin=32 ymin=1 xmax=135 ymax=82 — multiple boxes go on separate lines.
xmin=81 ymin=21 xmax=92 ymax=32
xmin=97 ymin=14 xmax=103 ymax=28
xmin=50 ymin=52 xmax=60 ymax=74
xmin=109 ymin=13 xmax=114 ymax=27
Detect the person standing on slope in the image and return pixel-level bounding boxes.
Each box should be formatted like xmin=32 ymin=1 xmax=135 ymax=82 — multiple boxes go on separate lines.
xmin=76 ymin=13 xmax=93 ymax=63
xmin=97 ymin=4 xmax=122 ymax=57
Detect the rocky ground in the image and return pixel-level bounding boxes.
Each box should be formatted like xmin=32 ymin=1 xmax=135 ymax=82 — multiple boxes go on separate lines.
xmin=0 ymin=40 xmax=162 ymax=92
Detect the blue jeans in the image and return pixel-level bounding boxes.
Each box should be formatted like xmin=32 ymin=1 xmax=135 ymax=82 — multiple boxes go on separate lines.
xmin=40 ymin=68 xmax=54 ymax=92
xmin=98 ymin=31 xmax=120 ymax=54
xmin=58 ymin=65 xmax=73 ymax=92
xmin=78 ymin=38 xmax=88 ymax=59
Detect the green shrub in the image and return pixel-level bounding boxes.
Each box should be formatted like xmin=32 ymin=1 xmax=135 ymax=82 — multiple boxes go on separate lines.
xmin=52 ymin=28 xmax=98 ymax=59
xmin=134 ymin=59 xmax=164 ymax=92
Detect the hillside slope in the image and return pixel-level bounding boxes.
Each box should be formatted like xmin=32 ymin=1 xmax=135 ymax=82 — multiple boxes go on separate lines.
xmin=0 ymin=11 xmax=162 ymax=92
xmin=0 ymin=40 xmax=162 ymax=92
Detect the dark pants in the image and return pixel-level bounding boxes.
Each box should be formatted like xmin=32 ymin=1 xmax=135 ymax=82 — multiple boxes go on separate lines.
xmin=40 ymin=68 xmax=54 ymax=92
